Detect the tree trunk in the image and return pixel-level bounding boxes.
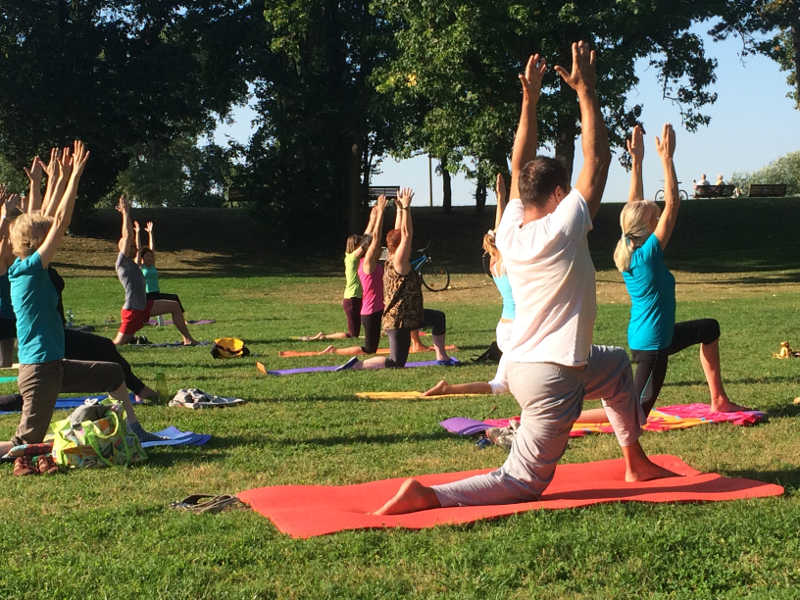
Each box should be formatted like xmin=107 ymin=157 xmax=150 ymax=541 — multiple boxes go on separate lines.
xmin=475 ymin=171 xmax=487 ymax=213
xmin=792 ymin=23 xmax=800 ymax=108
xmin=441 ymin=162 xmax=452 ymax=214
xmin=347 ymin=141 xmax=362 ymax=233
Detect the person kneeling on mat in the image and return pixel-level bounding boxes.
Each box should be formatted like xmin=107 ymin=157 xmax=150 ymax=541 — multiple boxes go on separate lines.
xmin=336 ymin=188 xmax=453 ymax=371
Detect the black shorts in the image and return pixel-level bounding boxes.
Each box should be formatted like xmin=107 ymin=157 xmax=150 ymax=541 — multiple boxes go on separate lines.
xmin=360 ymin=310 xmax=382 ymax=354
xmin=632 ymin=318 xmax=721 ymax=416
xmin=342 ymin=297 xmax=362 ymax=338
xmin=0 ymin=317 xmax=15 ymax=340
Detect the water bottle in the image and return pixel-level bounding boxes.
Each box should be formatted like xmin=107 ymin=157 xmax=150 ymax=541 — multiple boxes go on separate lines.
xmin=66 ymin=309 xmax=75 ymax=327
xmin=157 ymin=315 xmax=166 ymax=327
xmin=154 ymin=372 xmax=168 ymax=405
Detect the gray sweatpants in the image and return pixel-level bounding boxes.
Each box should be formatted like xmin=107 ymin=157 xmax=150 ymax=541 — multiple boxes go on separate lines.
xmin=432 ymin=345 xmax=643 ymax=507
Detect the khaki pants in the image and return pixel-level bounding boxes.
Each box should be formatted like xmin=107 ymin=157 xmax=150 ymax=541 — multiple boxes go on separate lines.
xmin=12 ymin=359 xmax=124 ymax=446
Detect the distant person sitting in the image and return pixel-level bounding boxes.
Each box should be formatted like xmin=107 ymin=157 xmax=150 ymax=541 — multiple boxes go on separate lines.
xmin=698 ymin=173 xmax=709 ymax=186
xmin=112 ymin=197 xmax=197 ymax=346
xmin=715 ymin=174 xmax=725 ymax=186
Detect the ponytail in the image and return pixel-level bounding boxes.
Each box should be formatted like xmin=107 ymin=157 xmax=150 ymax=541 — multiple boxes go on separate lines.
xmin=613 ymin=201 xmax=660 ymax=273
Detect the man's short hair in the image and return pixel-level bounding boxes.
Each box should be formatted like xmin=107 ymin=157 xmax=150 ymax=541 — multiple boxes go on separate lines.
xmin=518 ymin=157 xmax=569 ymax=207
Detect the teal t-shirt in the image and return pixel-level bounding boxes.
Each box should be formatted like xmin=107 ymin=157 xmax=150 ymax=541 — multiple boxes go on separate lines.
xmin=9 ymin=251 xmax=65 ymax=364
xmin=141 ymin=265 xmax=160 ymax=294
xmin=623 ymin=234 xmax=675 ymax=350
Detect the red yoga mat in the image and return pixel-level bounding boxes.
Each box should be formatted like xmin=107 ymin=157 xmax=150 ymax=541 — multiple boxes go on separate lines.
xmin=237 ymin=455 xmax=783 ymax=538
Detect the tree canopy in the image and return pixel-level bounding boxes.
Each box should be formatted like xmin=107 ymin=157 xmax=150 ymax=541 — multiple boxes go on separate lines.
xmin=0 ymin=1 xmax=260 ymax=215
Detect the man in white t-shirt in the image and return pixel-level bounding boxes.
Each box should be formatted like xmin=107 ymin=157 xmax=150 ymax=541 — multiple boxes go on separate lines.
xmin=374 ymin=42 xmax=676 ymax=515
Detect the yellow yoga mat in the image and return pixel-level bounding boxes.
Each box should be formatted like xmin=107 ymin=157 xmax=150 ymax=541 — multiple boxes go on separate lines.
xmin=355 ymin=391 xmax=487 ymax=400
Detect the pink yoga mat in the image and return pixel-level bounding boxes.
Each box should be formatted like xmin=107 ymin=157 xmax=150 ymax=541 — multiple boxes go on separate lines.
xmin=237 ymin=455 xmax=783 ymax=538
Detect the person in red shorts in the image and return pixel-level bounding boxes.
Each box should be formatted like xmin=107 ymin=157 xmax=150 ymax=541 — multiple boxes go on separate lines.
xmin=111 ymin=196 xmax=197 ymax=346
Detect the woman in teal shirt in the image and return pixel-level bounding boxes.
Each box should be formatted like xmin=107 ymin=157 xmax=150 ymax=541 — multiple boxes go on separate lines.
xmin=613 ymin=124 xmax=748 ymax=418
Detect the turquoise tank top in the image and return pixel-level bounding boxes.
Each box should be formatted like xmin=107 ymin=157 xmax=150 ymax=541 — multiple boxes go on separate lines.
xmin=492 ymin=272 xmax=515 ymax=321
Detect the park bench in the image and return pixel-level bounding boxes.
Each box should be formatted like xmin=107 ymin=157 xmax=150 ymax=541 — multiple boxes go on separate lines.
xmin=694 ymin=184 xmax=735 ymax=198
xmin=748 ymin=183 xmax=787 ymax=197
xmin=368 ymin=186 xmax=400 ymax=202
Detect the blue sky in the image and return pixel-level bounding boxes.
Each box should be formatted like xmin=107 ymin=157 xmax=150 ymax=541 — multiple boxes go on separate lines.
xmin=214 ymin=25 xmax=799 ymax=206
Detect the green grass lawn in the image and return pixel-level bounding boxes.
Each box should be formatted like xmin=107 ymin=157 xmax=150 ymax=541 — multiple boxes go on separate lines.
xmin=2 ymin=206 xmax=800 ymax=598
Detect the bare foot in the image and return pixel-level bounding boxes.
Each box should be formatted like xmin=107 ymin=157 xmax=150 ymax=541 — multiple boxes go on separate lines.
xmin=320 ymin=344 xmax=336 ymax=355
xmin=622 ymin=443 xmax=681 ymax=482
xmin=373 ymin=479 xmax=440 ymax=515
xmin=710 ymin=398 xmax=752 ymax=413
xmin=625 ymin=459 xmax=679 ymax=482
xmin=410 ymin=344 xmax=430 ymax=354
xmin=256 ymin=361 xmax=268 ymax=375
xmin=421 ymin=380 xmax=449 ymax=397
xmin=182 ymin=337 xmax=198 ymax=346
xmin=137 ymin=386 xmax=158 ymax=402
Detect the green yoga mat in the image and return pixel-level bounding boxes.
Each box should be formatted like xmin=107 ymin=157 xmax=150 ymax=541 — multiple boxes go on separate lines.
xmin=0 ymin=376 xmax=17 ymax=383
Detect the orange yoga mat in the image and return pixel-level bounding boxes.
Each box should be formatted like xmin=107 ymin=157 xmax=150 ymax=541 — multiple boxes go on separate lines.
xmin=238 ymin=455 xmax=783 ymax=538
xmin=279 ymin=345 xmax=457 ymax=358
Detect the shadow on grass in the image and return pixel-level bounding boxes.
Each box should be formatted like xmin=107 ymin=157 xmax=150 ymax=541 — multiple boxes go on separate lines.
xmin=274 ymin=430 xmax=453 ymax=448
xmin=724 ymin=467 xmax=800 ymax=490
xmin=664 ymin=374 xmax=800 ymax=387
xmin=763 ymin=404 xmax=800 ymax=418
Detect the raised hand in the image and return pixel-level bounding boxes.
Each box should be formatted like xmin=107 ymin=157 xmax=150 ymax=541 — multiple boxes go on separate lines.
xmin=654 ymin=123 xmax=675 ymax=160
xmin=519 ymin=53 xmax=547 ymax=105
xmin=23 ymin=156 xmax=45 ymax=183
xmin=116 ymin=195 xmax=129 ymax=214
xmin=57 ymin=145 xmax=74 ymax=179
xmin=69 ymin=140 xmax=90 ymax=178
xmin=495 ymin=173 xmax=506 ymax=201
xmin=376 ymin=194 xmax=387 ymax=212
xmin=144 ymin=221 xmax=154 ymax=233
xmin=44 ymin=147 xmax=59 ymax=178
xmin=626 ymin=124 xmax=644 ymax=162
xmin=397 ymin=187 xmax=414 ymax=208
xmin=133 ymin=220 xmax=140 ymax=234
xmin=554 ymin=41 xmax=596 ymax=94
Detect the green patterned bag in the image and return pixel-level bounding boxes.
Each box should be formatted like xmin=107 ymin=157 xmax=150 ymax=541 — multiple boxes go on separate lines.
xmin=51 ymin=402 xmax=147 ymax=468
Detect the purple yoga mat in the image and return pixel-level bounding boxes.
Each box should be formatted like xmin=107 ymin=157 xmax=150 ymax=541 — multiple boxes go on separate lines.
xmin=440 ymin=417 xmax=491 ymax=436
xmin=267 ymin=358 xmax=460 ymax=376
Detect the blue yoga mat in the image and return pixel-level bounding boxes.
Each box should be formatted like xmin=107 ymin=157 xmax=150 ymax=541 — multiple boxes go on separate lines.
xmin=0 ymin=376 xmax=17 ymax=383
xmin=140 ymin=426 xmax=211 ymax=448
xmin=0 ymin=393 xmax=140 ymax=416
xmin=267 ymin=357 xmax=460 ymax=376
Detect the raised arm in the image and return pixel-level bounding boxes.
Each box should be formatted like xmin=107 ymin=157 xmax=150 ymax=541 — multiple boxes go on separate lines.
xmin=0 ymin=189 xmax=17 ymax=272
xmin=145 ymin=221 xmax=155 ymax=251
xmin=554 ymin=41 xmax=611 ymax=218
xmin=116 ymin=195 xmax=135 ymax=259
xmin=509 ymin=54 xmax=547 ymax=200
xmin=40 ymin=148 xmax=59 ymax=213
xmin=626 ymin=124 xmax=644 ymax=203
xmin=23 ymin=156 xmax=45 ymax=213
xmin=363 ymin=195 xmax=387 ymax=272
xmin=42 ymin=147 xmax=74 ymax=217
xmin=392 ymin=187 xmax=414 ymax=274
xmin=494 ymin=173 xmax=508 ymax=229
xmin=133 ymin=221 xmax=142 ymax=254
xmin=38 ymin=141 xmax=90 ymax=267
xmin=653 ymin=123 xmax=679 ymax=249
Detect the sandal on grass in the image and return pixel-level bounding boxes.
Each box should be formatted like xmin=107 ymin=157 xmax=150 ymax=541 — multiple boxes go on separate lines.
xmin=170 ymin=494 xmax=246 ymax=514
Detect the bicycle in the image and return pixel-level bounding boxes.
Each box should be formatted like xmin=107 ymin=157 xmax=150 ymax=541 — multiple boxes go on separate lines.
xmin=410 ymin=243 xmax=450 ymax=292
xmin=654 ymin=185 xmax=689 ymax=202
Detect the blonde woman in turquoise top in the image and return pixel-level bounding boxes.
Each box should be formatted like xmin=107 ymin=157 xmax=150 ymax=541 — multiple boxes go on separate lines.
xmin=134 ymin=220 xmax=185 ymax=312
xmin=578 ymin=124 xmax=748 ymax=425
